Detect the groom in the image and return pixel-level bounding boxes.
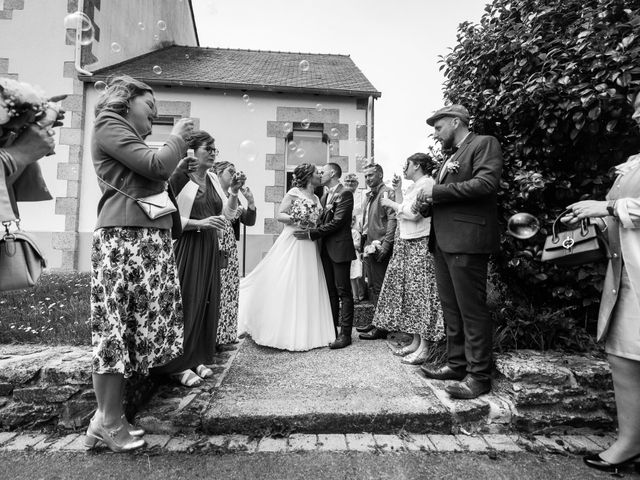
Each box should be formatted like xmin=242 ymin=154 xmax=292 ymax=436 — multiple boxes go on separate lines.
xmin=294 ymin=163 xmax=356 ymax=349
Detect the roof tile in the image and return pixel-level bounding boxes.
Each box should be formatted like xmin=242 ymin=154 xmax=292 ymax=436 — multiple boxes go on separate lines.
xmin=89 ymin=45 xmax=381 ymax=98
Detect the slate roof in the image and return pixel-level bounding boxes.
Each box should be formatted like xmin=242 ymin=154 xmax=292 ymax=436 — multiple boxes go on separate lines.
xmin=86 ymin=45 xmax=381 ymax=98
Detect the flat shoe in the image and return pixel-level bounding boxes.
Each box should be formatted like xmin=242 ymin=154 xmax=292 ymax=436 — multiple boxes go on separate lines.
xmin=401 ymin=350 xmax=429 ymax=365
xmin=355 ymin=324 xmax=374 ymax=333
xmin=170 ymin=369 xmax=203 ymax=387
xmin=195 ymin=364 xmax=214 ymax=378
xmin=393 ymin=344 xmax=419 ymax=357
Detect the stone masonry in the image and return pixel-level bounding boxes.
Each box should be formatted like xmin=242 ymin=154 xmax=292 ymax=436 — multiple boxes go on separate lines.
xmin=0 ymin=306 xmax=616 ymax=435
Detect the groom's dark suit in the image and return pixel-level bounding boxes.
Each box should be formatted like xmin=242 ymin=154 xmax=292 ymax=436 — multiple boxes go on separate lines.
xmin=429 ymin=132 xmax=502 ymax=382
xmin=309 ymin=184 xmax=356 ymax=335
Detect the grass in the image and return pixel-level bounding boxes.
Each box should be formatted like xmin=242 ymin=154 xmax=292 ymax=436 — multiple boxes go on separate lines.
xmin=0 ymin=271 xmax=91 ymax=345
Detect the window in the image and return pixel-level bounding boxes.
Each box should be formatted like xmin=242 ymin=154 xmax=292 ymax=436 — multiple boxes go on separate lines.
xmin=146 ymin=115 xmax=178 ymax=149
xmin=285 ymin=123 xmax=329 ymax=192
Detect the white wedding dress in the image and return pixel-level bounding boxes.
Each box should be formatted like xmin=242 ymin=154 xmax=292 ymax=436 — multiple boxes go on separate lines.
xmin=238 ymin=188 xmax=336 ymax=351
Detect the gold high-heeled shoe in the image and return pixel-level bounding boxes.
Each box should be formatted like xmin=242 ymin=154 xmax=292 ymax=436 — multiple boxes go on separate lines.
xmin=84 ymin=417 xmax=146 ymax=452
xmin=121 ymin=414 xmax=145 ymax=437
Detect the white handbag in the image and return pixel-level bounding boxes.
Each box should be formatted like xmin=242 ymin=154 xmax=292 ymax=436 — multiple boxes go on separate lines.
xmin=98 ymin=177 xmax=176 ymax=220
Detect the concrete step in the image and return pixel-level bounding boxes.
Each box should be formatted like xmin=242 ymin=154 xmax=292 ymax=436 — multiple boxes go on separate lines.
xmin=136 ymin=336 xmax=615 ymax=437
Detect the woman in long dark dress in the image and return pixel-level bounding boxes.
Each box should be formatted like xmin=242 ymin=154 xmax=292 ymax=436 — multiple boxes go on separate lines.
xmin=152 ymin=130 xmax=243 ymax=387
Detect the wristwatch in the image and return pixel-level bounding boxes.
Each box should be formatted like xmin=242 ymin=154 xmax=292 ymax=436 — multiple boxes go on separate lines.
xmin=606 ymin=200 xmax=617 ymax=217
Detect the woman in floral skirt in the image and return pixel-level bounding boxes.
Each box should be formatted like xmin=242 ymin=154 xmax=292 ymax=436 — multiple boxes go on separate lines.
xmin=88 ymin=75 xmax=194 ymax=452
xmin=373 ymin=153 xmax=444 ymax=364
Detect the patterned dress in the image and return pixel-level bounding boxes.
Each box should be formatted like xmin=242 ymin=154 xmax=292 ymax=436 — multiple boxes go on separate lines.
xmin=91 ymin=227 xmax=184 ymax=378
xmin=372 ymin=227 xmax=444 ymax=341
xmin=217 ymin=218 xmax=239 ymax=345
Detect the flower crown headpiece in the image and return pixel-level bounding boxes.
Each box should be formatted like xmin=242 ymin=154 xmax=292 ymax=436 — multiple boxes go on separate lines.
xmin=0 ymin=78 xmax=65 ymax=147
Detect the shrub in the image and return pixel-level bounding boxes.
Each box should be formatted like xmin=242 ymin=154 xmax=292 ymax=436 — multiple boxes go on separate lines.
xmin=0 ymin=272 xmax=91 ymax=345
xmin=440 ymin=0 xmax=640 ymax=350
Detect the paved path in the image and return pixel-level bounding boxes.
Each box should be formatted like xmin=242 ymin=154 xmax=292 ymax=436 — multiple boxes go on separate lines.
xmin=2 ymin=448 xmax=633 ymax=480
xmin=202 ymin=334 xmax=452 ymax=434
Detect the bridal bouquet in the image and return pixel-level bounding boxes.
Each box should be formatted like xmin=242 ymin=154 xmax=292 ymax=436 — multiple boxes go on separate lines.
xmin=0 ymin=78 xmax=62 ymax=146
xmin=363 ymin=240 xmax=382 ymax=257
xmin=289 ymin=197 xmax=321 ymax=230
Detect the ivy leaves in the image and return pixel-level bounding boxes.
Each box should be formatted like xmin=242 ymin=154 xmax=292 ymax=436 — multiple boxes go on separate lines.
xmin=442 ymin=0 xmax=640 ymax=347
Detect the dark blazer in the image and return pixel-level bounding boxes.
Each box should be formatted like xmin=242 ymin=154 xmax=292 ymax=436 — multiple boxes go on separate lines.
xmin=309 ymin=184 xmax=357 ymax=263
xmin=430 ymin=132 xmax=503 ymax=254
xmin=232 ymin=205 xmax=256 ymax=241
xmin=92 ymin=111 xmax=186 ymax=230
xmin=363 ymin=183 xmax=397 ymax=252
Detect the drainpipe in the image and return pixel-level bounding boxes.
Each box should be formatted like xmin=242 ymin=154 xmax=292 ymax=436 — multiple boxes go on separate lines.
xmin=74 ymin=1 xmax=93 ymax=76
xmin=366 ymin=95 xmax=374 ymax=163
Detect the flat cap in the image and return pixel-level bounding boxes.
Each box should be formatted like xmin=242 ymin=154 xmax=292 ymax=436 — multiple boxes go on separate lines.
xmin=426 ymin=104 xmax=470 ymax=126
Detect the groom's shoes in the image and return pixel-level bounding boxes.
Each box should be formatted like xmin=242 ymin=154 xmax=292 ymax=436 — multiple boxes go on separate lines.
xmin=359 ymin=327 xmax=388 ymax=340
xmin=329 ymin=334 xmax=352 ymax=349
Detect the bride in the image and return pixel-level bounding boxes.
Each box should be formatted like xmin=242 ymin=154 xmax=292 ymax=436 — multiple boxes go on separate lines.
xmin=238 ymin=163 xmax=336 ymax=351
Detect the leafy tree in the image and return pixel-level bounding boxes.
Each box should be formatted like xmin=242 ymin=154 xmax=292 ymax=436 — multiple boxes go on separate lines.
xmin=440 ymin=0 xmax=640 ymax=350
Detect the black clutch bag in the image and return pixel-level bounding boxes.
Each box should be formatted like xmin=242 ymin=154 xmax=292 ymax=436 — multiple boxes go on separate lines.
xmin=541 ymin=209 xmax=610 ymax=267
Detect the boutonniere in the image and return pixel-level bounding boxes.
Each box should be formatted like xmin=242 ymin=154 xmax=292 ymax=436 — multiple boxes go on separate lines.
xmin=446 ymin=159 xmax=460 ymax=174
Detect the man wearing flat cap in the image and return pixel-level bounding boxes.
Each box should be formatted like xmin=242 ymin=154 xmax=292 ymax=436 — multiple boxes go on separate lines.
xmin=416 ymin=104 xmax=503 ymax=399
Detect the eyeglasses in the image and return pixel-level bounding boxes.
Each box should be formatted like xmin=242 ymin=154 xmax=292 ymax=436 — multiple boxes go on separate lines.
xmin=202 ymin=146 xmax=219 ymax=155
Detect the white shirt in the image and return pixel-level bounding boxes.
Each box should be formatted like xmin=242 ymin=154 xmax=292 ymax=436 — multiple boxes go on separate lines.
xmin=395 ymin=175 xmax=433 ymax=239
xmin=326 ymin=183 xmax=340 ymax=205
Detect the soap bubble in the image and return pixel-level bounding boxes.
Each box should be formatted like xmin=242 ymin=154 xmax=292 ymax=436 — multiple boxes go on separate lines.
xmin=153 ymin=34 xmax=160 ymax=41
xmin=157 ymin=20 xmax=167 ymax=31
xmin=137 ymin=22 xmax=145 ymax=30
xmin=242 ymin=94 xmax=250 ymax=103
xmin=110 ymin=42 xmax=122 ymax=53
xmin=330 ymin=127 xmax=339 ymax=138
xmin=283 ymin=122 xmax=292 ymax=133
xmin=246 ymin=102 xmax=255 ymax=112
xmin=185 ymin=54 xmax=190 ymax=59
xmin=288 ymin=141 xmax=298 ymax=151
xmin=94 ymin=81 xmax=107 ymax=94
xmin=239 ymin=140 xmax=258 ymax=163
xmin=295 ymin=148 xmax=306 ymax=159
xmin=315 ymin=103 xmax=323 ymax=112
xmin=298 ymin=60 xmax=310 ymax=72
xmin=64 ymin=12 xmax=95 ymax=46
xmin=507 ymin=213 xmax=540 ymax=240
xmin=301 ymin=119 xmax=310 ymax=129
xmin=152 ymin=65 xmax=162 ymax=75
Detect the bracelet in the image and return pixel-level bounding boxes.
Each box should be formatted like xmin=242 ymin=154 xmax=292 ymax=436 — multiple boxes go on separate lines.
xmin=229 ymin=191 xmax=239 ymax=197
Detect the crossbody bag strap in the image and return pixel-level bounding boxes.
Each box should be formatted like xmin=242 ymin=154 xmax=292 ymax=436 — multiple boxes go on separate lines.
xmin=97 ymin=177 xmax=167 ymax=208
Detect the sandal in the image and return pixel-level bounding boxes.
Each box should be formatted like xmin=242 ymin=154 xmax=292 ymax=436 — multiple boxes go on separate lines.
xmin=195 ymin=364 xmax=214 ymax=378
xmin=170 ymin=369 xmax=203 ymax=387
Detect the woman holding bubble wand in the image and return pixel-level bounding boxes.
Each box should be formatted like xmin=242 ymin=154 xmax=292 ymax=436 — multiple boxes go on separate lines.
xmin=152 ymin=130 xmax=244 ymax=387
